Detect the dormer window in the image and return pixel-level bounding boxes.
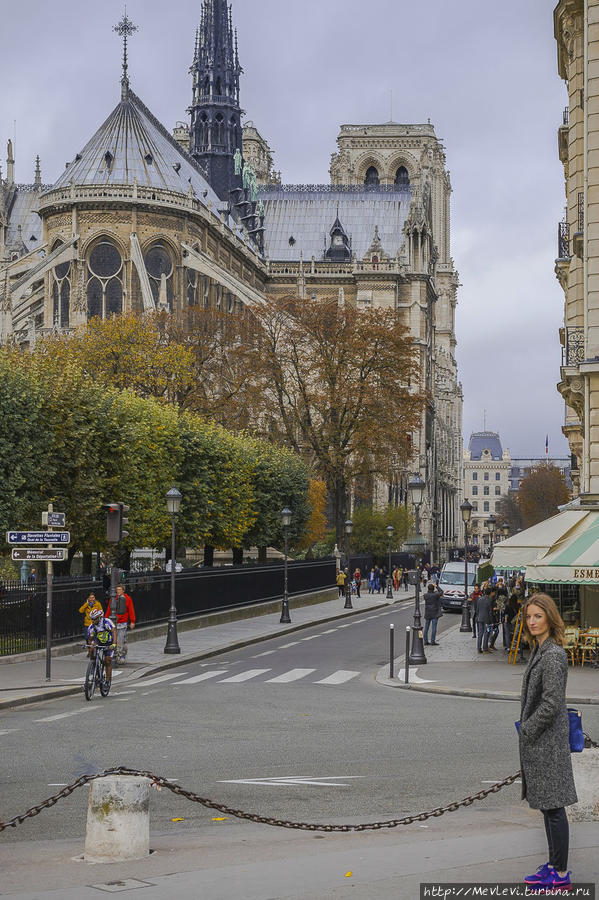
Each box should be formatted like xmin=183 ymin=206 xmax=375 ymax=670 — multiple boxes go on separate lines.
xmin=288 ymin=236 xmax=296 ymax=246
xmin=144 ymin=153 xmax=153 ymax=164
xmin=173 ymin=162 xmax=181 ymax=174
xmin=104 ymin=151 xmax=113 ymax=168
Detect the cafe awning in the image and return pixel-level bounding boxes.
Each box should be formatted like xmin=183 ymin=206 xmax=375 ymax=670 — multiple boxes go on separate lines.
xmin=492 ymin=509 xmax=599 ymax=584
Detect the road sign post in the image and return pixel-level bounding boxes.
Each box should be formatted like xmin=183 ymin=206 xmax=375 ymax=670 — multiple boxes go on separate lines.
xmin=6 ymin=531 xmax=70 ymax=545
xmin=11 ymin=548 xmax=66 ymax=562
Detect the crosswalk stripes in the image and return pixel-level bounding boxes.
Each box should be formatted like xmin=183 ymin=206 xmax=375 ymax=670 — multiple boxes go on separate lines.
xmin=172 ymin=670 xmax=228 ymax=684
xmin=265 ymin=668 xmax=316 ymax=683
xmin=314 ymin=670 xmax=360 ymax=685
xmin=218 ymin=668 xmax=272 ymax=683
xmin=134 ymin=667 xmax=362 ymax=689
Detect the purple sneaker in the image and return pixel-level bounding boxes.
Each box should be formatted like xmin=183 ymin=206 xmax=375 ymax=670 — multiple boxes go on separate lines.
xmin=524 ymin=863 xmax=551 ymax=885
xmin=547 ymin=869 xmax=572 ymax=892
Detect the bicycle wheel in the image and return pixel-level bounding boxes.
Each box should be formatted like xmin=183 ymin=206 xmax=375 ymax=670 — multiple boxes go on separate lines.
xmin=99 ymin=657 xmax=111 ymax=697
xmin=84 ymin=658 xmax=96 ymax=701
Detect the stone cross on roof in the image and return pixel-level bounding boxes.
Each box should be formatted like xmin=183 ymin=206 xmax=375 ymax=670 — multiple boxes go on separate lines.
xmin=113 ymin=10 xmax=138 ymax=100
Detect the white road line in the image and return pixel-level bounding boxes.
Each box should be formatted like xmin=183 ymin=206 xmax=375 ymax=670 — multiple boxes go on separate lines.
xmin=266 ymin=668 xmax=316 ymax=684
xmin=173 ymin=670 xmax=228 ymax=684
xmin=337 ymin=623 xmax=353 ymax=628
xmin=137 ymin=673 xmax=188 ymax=687
xmin=252 ymin=650 xmax=276 ymax=657
xmin=48 ymin=783 xmax=68 ymax=787
xmin=315 ymin=670 xmax=360 ymax=685
xmin=112 ymin=690 xmax=137 ymax=696
xmin=218 ymin=668 xmax=271 ymax=683
xmin=300 ymin=635 xmax=320 ymax=641
xmin=35 ymin=708 xmax=101 ymax=723
xmin=279 ymin=642 xmax=300 ymax=648
xmin=0 ymin=729 xmax=19 ymax=736
xmin=321 ymin=629 xmax=337 ymax=634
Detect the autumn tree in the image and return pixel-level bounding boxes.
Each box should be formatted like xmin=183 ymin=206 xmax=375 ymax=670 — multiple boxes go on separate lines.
xmin=518 ymin=465 xmax=571 ymax=527
xmin=496 ymin=493 xmax=524 ymax=534
xmin=242 ymin=295 xmax=424 ymax=543
xmin=296 ymin=479 xmax=328 ymax=554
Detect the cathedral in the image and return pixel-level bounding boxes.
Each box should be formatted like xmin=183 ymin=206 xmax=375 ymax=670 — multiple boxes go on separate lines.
xmin=0 ymin=0 xmax=463 ymax=561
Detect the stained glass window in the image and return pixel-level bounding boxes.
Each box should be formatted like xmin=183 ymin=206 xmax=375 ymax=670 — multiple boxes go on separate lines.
xmin=86 ymin=241 xmax=123 ymax=320
xmin=364 ymin=166 xmax=380 ymax=186
xmin=144 ymin=244 xmax=173 ymax=310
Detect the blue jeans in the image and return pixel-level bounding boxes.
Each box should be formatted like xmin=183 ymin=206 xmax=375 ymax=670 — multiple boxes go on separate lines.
xmin=477 ymin=621 xmax=489 ymax=652
xmin=423 ymin=617 xmax=438 ymax=644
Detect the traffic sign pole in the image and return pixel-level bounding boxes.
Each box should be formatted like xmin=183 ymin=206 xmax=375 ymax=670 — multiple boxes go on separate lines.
xmin=45 ymin=504 xmax=54 ymax=682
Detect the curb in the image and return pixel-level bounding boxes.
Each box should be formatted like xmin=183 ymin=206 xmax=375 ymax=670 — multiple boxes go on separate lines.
xmin=378 ymin=677 xmax=599 ymax=705
xmin=0 ymin=598 xmax=400 ymax=712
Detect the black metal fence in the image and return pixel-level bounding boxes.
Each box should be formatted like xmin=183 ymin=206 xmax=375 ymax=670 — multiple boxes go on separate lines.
xmin=0 ymin=559 xmax=336 ymax=656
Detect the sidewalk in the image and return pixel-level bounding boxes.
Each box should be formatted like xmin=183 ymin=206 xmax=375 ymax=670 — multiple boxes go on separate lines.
xmin=378 ymin=619 xmax=599 ymax=704
xmin=0 ymin=589 xmax=405 ymax=711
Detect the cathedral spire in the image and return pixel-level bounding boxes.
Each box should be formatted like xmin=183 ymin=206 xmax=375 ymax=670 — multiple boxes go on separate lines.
xmin=113 ymin=10 xmax=138 ymax=101
xmin=189 ymin=0 xmax=243 ymax=200
xmin=34 ymin=155 xmax=42 ymax=188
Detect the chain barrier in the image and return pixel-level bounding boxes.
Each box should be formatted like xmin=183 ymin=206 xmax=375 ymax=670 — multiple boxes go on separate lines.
xmin=0 ymin=766 xmax=522 ymax=834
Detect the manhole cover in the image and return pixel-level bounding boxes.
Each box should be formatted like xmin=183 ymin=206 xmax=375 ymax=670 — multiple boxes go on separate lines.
xmin=90 ymin=879 xmax=155 ymax=893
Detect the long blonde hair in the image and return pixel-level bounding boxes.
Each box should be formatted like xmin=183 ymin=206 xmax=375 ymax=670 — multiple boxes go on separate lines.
xmin=522 ymin=592 xmax=565 ymax=646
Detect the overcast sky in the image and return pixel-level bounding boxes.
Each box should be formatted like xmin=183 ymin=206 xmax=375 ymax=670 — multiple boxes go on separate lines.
xmin=1 ymin=0 xmax=568 ymax=460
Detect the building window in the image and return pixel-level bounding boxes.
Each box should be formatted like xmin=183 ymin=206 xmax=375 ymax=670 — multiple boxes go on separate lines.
xmin=472 ymin=486 xmax=478 ymax=495
xmin=472 ymin=502 xmax=478 ymax=511
xmin=144 ymin=244 xmax=173 ymax=311
xmin=495 ymin=472 xmax=500 ymax=481
xmin=52 ymin=249 xmax=71 ymax=328
xmin=483 ymin=501 xmax=489 ymax=512
xmin=484 ymin=486 xmax=489 ymax=495
xmin=484 ymin=472 xmax=489 ymax=481
xmin=495 ymin=502 xmax=500 ymax=512
xmin=495 ymin=486 xmax=500 ymax=495
xmin=394 ymin=166 xmax=410 ymax=187
xmin=364 ymin=166 xmax=380 ymax=186
xmin=472 ymin=472 xmax=478 ymax=481
xmin=86 ymin=240 xmax=123 ymax=319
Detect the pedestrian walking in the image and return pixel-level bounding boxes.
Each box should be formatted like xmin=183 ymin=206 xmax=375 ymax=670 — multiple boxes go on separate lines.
xmin=107 ymin=583 xmax=135 ymax=663
xmin=475 ymin=586 xmax=496 ymax=654
xmin=336 ymin=568 xmax=347 ymax=598
xmin=403 ymin=568 xmax=409 ymax=591
xmin=423 ymin=583 xmax=443 ymax=645
xmin=393 ymin=567 xmax=400 ymax=591
xmin=79 ymin=592 xmax=104 ymax=629
xmin=520 ymin=593 xmax=577 ymax=891
xmin=469 ymin=583 xmax=482 ymax=638
xmin=368 ymin=567 xmax=376 ymax=594
xmin=353 ymin=567 xmax=361 ymax=598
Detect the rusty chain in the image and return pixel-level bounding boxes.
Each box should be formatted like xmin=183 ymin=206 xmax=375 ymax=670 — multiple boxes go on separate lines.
xmin=0 ymin=766 xmax=522 ymax=834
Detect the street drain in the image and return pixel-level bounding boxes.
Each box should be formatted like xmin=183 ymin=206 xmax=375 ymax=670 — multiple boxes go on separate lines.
xmin=90 ymin=879 xmax=155 ymax=892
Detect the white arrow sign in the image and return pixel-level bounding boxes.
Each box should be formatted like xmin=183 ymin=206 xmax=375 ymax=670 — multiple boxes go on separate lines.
xmin=218 ymin=775 xmax=365 ymax=787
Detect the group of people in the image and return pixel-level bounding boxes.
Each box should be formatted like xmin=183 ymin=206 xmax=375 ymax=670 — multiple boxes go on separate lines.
xmin=79 ymin=585 xmax=136 ymax=669
xmin=469 ymin=575 xmax=525 ymax=654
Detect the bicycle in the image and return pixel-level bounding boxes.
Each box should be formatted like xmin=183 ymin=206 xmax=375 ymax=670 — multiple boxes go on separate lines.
xmin=84 ymin=645 xmax=112 ymax=701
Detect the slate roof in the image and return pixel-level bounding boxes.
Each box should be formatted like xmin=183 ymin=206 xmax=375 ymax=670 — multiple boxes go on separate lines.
xmin=51 ymin=89 xmax=223 ymax=210
xmin=5 ymin=186 xmax=49 ymax=254
xmin=468 ymin=431 xmax=504 ymax=461
xmin=258 ymin=186 xmax=411 ymax=261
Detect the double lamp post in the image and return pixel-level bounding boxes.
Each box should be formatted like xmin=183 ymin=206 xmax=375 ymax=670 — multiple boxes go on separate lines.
xmin=403 ymin=474 xmax=427 ymax=666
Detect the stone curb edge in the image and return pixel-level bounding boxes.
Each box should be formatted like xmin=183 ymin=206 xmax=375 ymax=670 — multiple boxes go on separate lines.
xmin=0 ymin=599 xmax=397 ymax=712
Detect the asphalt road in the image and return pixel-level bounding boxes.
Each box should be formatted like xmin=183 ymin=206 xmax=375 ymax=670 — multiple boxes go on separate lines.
xmin=2 ymin=602 xmax=597 ymax=847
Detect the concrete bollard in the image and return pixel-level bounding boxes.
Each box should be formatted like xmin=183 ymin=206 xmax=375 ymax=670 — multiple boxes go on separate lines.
xmin=84 ymin=775 xmax=151 ymax=862
xmin=569 ymin=748 xmax=599 ymax=822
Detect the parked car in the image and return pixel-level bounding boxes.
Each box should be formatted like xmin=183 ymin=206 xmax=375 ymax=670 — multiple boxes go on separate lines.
xmin=438 ymin=561 xmax=478 ymax=612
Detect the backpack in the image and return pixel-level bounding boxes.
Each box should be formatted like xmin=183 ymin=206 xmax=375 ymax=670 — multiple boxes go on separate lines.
xmin=116 ymin=593 xmax=127 ymax=616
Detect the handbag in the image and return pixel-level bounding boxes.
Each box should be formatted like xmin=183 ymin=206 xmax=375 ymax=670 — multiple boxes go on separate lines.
xmin=515 ymin=707 xmax=584 ymax=753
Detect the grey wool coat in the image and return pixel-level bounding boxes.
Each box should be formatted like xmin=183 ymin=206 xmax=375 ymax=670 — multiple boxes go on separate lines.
xmin=519 ymin=639 xmax=577 ymax=810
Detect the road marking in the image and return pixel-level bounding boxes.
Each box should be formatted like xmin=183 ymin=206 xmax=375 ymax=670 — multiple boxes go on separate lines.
xmin=315 ymin=670 xmax=360 ymax=685
xmin=0 ymin=729 xmax=19 ymax=735
xmin=219 ymin=775 xmax=364 ymax=787
xmin=279 ymin=642 xmax=300 ymax=648
xmin=266 ymin=668 xmax=316 ymax=684
xmin=138 ymin=673 xmax=188 ymax=687
xmin=48 ymin=783 xmax=68 ymax=787
xmin=300 ymin=635 xmax=320 ymax=641
xmin=173 ymin=670 xmax=228 ymax=684
xmin=218 ymin=668 xmax=271 ymax=683
xmin=35 ymin=708 xmax=101 ymax=723
xmin=337 ymin=623 xmax=353 ymax=628
xmin=252 ymin=650 xmax=276 ymax=657
xmin=321 ymin=629 xmax=337 ymax=634
xmin=112 ymin=690 xmax=137 ymax=696
xmin=395 ymin=669 xmax=436 ymax=684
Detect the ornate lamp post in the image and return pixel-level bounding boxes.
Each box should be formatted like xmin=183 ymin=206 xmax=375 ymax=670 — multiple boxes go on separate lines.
xmin=485 ymin=514 xmax=497 ymax=556
xmin=459 ymin=499 xmax=473 ymax=632
xmin=344 ymin=519 xmax=353 ymax=609
xmin=164 ymin=486 xmax=182 ymax=654
xmin=386 ymin=524 xmax=394 ymax=599
xmin=502 ymin=522 xmax=510 ymax=540
xmin=280 ymin=507 xmax=292 ymax=624
xmin=404 ymin=474 xmax=427 ymax=665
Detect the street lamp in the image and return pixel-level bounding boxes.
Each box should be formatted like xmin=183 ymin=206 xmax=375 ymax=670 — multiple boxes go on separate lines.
xmin=386 ymin=524 xmax=394 ymax=599
xmin=406 ymin=474 xmax=427 ymax=665
xmin=459 ymin=499 xmax=473 ymax=632
xmin=280 ymin=507 xmax=292 ymax=624
xmin=344 ymin=519 xmax=353 ymax=609
xmin=485 ymin=514 xmax=497 ymax=555
xmin=502 ymin=522 xmax=510 ymax=540
xmin=164 ymin=486 xmax=182 ymax=654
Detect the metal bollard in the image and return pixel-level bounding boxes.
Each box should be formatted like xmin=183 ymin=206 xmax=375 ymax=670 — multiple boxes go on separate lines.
xmin=405 ymin=626 xmax=411 ymax=684
xmin=389 ymin=624 xmax=394 ymax=679
xmin=84 ymin=775 xmax=150 ymax=862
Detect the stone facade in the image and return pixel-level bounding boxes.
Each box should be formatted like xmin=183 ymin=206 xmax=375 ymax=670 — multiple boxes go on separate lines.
xmin=463 ymin=432 xmax=511 ymax=552
xmin=241 ymin=123 xmax=280 ymax=185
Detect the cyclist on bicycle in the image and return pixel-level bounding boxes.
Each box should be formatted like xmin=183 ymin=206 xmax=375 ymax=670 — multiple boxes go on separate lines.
xmin=86 ymin=607 xmax=116 ymax=682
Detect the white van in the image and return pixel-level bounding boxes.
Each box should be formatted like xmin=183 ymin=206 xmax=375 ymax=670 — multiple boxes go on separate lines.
xmin=438 ymin=561 xmax=478 ymax=612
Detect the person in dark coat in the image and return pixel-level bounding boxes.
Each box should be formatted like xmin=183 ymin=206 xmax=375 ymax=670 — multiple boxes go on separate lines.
xmin=520 ymin=593 xmax=577 ymax=891
xmin=422 ymin=583 xmax=443 ymax=645
xmin=475 ymin=587 xmax=496 ymax=654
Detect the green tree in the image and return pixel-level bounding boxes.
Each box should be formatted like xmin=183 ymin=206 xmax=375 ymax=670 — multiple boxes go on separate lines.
xmin=350 ymin=505 xmax=412 ymax=559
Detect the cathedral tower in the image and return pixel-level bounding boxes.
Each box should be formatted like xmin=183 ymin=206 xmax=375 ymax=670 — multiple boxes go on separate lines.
xmin=189 ymin=0 xmax=243 ymax=200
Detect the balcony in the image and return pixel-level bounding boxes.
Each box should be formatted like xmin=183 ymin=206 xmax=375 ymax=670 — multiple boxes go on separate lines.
xmin=558 ymin=107 xmax=569 ymax=165
xmin=562 ymin=327 xmax=585 ymax=367
xmin=557 ymin=220 xmax=570 ymax=259
xmin=572 ymin=192 xmax=584 ymax=259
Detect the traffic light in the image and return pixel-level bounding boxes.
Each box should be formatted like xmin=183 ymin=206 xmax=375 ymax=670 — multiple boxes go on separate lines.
xmin=119 ymin=503 xmax=130 ymax=541
xmin=102 ymin=503 xmax=121 ymax=543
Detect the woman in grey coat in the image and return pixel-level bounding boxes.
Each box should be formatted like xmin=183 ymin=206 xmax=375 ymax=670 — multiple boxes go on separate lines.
xmin=520 ymin=593 xmax=577 ymax=891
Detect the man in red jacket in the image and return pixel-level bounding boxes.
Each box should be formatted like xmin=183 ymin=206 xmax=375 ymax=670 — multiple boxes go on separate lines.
xmin=107 ymin=584 xmax=135 ymax=663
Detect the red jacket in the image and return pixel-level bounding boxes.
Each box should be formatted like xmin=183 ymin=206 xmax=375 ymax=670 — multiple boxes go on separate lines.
xmin=107 ymin=592 xmax=135 ymax=625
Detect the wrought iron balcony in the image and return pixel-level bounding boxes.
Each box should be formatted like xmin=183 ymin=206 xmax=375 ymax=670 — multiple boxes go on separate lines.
xmin=562 ymin=327 xmax=585 ymax=367
xmin=563 ymin=106 xmax=570 ymax=126
xmin=557 ymin=220 xmax=570 ymax=259
xmin=577 ymin=192 xmax=584 ymax=232
xmin=572 ymin=192 xmax=584 ymax=258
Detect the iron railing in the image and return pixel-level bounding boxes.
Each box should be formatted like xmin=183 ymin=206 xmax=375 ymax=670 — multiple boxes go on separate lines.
xmin=558 ymin=220 xmax=570 ymax=259
xmin=562 ymin=326 xmax=585 ymax=366
xmin=0 ymin=560 xmax=336 ymax=656
xmin=577 ymin=192 xmax=584 ymax=233
xmin=563 ymin=106 xmax=570 ymax=126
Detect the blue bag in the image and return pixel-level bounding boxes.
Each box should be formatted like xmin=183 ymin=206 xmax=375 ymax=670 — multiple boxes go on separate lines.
xmin=515 ymin=707 xmax=584 ymax=753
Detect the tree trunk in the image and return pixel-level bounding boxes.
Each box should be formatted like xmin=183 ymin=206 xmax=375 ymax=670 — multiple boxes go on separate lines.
xmin=332 ymin=476 xmax=348 ymax=546
xmin=82 ymin=552 xmax=92 ymax=575
xmin=232 ymin=546 xmax=243 ymax=565
xmin=258 ymin=545 xmax=267 ymax=563
xmin=204 ymin=545 xmax=214 ymax=567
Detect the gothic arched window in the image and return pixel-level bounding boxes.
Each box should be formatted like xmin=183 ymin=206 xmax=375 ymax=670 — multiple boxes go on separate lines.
xmin=51 ymin=242 xmax=71 ymax=328
xmin=364 ymin=166 xmax=380 ymax=186
xmin=214 ymin=114 xmax=224 ymax=147
xmin=215 ymin=77 xmax=222 ymax=96
xmin=395 ymin=166 xmax=410 ymax=187
xmin=144 ymin=243 xmax=174 ymax=311
xmin=86 ymin=240 xmax=123 ymax=320
xmin=186 ymin=268 xmax=197 ymax=306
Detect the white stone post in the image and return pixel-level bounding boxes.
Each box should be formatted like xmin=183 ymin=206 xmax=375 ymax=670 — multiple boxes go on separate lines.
xmin=84 ymin=775 xmax=151 ymax=862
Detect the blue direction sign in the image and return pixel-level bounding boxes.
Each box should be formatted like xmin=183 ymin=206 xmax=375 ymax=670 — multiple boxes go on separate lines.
xmin=6 ymin=531 xmax=70 ymax=545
